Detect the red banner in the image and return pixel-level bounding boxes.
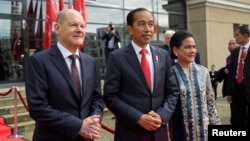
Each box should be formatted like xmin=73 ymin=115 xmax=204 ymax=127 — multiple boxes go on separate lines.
xmin=42 ymin=0 xmax=58 ymax=49
xmin=59 ymin=0 xmax=64 ymax=11
xmin=75 ymin=0 xmax=87 ymax=26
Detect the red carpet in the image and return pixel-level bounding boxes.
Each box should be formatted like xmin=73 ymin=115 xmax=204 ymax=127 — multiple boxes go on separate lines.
xmin=0 ymin=117 xmax=26 ymax=141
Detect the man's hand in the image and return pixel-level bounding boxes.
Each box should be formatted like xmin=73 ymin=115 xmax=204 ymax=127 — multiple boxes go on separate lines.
xmin=137 ymin=110 xmax=162 ymax=131
xmin=79 ymin=115 xmax=102 ymax=140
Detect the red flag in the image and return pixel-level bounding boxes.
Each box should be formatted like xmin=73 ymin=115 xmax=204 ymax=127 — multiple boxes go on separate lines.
xmin=59 ymin=0 xmax=64 ymax=11
xmin=74 ymin=0 xmax=87 ymax=26
xmin=48 ymin=0 xmax=57 ymax=22
xmin=42 ymin=0 xmax=58 ymax=49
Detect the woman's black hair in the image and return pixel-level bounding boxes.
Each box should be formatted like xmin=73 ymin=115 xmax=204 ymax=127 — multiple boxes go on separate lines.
xmin=169 ymin=30 xmax=194 ymax=59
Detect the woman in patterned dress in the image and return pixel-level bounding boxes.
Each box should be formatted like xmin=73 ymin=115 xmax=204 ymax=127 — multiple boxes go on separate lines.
xmin=169 ymin=30 xmax=221 ymax=141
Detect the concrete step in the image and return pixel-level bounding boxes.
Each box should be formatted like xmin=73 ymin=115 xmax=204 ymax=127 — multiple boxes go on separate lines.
xmin=0 ymin=96 xmax=27 ymax=108
xmin=9 ymin=120 xmax=35 ymax=134
xmin=0 ymin=84 xmax=26 ymax=99
xmin=2 ymin=112 xmax=32 ymax=125
xmin=0 ymin=104 xmax=28 ymax=115
xmin=0 ymin=81 xmax=112 ymax=141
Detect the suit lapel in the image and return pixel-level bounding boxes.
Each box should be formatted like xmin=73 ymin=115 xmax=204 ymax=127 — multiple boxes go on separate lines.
xmin=79 ymin=53 xmax=86 ymax=100
xmin=151 ymin=46 xmax=160 ymax=94
xmin=49 ymin=46 xmax=80 ymax=100
xmin=125 ymin=43 xmax=152 ymax=93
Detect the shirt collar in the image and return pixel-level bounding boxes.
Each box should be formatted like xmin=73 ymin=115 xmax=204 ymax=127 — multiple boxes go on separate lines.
xmin=131 ymin=40 xmax=151 ymax=55
xmin=57 ymin=42 xmax=80 ymax=59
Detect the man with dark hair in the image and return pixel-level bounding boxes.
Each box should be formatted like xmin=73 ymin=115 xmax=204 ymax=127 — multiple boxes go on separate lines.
xmin=104 ymin=7 xmax=179 ymax=141
xmin=243 ymin=27 xmax=250 ymax=127
xmin=102 ymin=22 xmax=121 ymax=64
xmin=226 ymin=25 xmax=249 ymax=126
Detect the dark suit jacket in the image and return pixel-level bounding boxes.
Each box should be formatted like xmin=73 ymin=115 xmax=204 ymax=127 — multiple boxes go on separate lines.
xmin=102 ymin=30 xmax=121 ymax=49
xmin=195 ymin=51 xmax=201 ymax=64
xmin=209 ymin=70 xmax=218 ymax=87
xmin=226 ymin=47 xmax=241 ymax=96
xmin=25 ymin=45 xmax=104 ymax=141
xmin=216 ymin=66 xmax=228 ymax=97
xmin=103 ymin=43 xmax=180 ymax=141
xmin=11 ymin=36 xmax=24 ymax=61
xmin=244 ymin=48 xmax=250 ymax=103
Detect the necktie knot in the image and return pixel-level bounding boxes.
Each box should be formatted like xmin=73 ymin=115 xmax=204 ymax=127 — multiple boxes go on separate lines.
xmin=69 ymin=54 xmax=77 ymax=62
xmin=140 ymin=48 xmax=147 ymax=55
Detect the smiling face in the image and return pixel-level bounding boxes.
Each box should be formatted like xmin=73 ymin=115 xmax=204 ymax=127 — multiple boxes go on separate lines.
xmin=127 ymin=10 xmax=154 ymax=48
xmin=54 ymin=9 xmax=85 ymax=52
xmin=173 ymin=37 xmax=196 ymax=65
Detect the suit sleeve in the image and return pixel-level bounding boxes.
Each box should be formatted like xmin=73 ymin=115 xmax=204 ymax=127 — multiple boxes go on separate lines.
xmin=244 ymin=50 xmax=250 ymax=100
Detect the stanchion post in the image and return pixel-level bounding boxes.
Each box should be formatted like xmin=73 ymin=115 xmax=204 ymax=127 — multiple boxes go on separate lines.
xmin=8 ymin=86 xmax=23 ymax=138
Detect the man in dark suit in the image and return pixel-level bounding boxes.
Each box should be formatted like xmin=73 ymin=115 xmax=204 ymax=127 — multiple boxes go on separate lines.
xmin=243 ymin=30 xmax=250 ymax=127
xmin=216 ymin=38 xmax=239 ymax=97
xmin=25 ymin=9 xmax=104 ymax=141
xmin=209 ymin=64 xmax=218 ymax=100
xmin=102 ymin=22 xmax=121 ymax=64
xmin=104 ymin=8 xmax=180 ymax=141
xmin=226 ymin=25 xmax=249 ymax=126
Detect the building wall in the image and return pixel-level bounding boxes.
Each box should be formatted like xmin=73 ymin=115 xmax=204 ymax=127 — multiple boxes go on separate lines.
xmin=187 ymin=0 xmax=250 ymax=69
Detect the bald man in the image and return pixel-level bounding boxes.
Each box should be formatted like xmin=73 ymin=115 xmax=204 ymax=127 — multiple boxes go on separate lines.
xmin=25 ymin=9 xmax=104 ymax=141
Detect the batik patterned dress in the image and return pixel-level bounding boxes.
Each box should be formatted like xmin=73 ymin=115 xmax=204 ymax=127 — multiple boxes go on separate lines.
xmin=172 ymin=62 xmax=221 ymax=141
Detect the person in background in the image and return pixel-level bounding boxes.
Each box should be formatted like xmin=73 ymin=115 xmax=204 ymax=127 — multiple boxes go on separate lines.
xmin=25 ymin=9 xmax=104 ymax=141
xmin=104 ymin=7 xmax=180 ymax=141
xmin=209 ymin=64 xmax=218 ymax=100
xmin=161 ymin=30 xmax=175 ymax=65
xmin=169 ymin=30 xmax=221 ymax=141
xmin=243 ymin=34 xmax=250 ymax=127
xmin=195 ymin=50 xmax=201 ymax=64
xmin=162 ymin=30 xmax=175 ymax=55
xmin=10 ymin=29 xmax=24 ymax=79
xmin=216 ymin=38 xmax=239 ymax=97
xmin=226 ymin=25 xmax=249 ymax=126
xmin=161 ymin=29 xmax=201 ymax=65
xmin=11 ymin=29 xmax=24 ymax=62
xmin=102 ymin=22 xmax=121 ymax=64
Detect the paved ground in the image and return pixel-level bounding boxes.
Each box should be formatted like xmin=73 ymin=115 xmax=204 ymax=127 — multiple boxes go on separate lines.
xmin=22 ymin=96 xmax=230 ymax=141
xmin=97 ymin=95 xmax=231 ymax=141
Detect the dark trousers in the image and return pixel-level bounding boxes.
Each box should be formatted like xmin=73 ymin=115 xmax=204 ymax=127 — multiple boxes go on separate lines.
xmin=247 ymin=102 xmax=250 ymax=127
xmin=230 ymin=80 xmax=248 ymax=126
xmin=105 ymin=48 xmax=115 ymax=64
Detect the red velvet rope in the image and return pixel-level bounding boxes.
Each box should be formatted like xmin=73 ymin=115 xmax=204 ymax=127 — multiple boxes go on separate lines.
xmin=0 ymin=87 xmax=115 ymax=134
xmin=0 ymin=87 xmax=13 ymax=96
xmin=101 ymin=123 xmax=115 ymax=134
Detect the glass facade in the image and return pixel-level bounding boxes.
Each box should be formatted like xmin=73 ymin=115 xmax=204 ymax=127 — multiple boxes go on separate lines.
xmin=0 ymin=0 xmax=186 ymax=82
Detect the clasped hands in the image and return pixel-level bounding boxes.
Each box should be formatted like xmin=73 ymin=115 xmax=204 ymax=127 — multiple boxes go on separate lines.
xmin=79 ymin=115 xmax=101 ymax=140
xmin=138 ymin=110 xmax=163 ymax=131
